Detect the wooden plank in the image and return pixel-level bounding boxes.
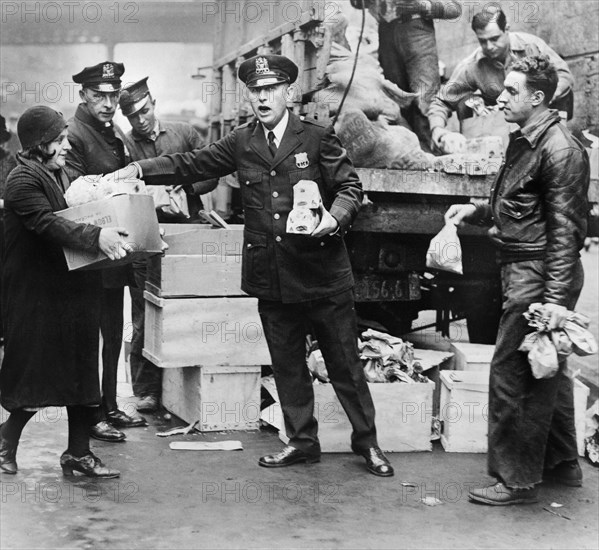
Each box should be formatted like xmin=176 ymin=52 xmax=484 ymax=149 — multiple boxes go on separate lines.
xmin=162 ymin=365 xmax=261 ymax=431
xmin=356 ymin=168 xmax=495 ymax=198
xmin=352 ymin=202 xmax=490 ymax=235
xmin=280 ymin=381 xmax=434 ymax=453
xmin=143 ymin=293 xmax=271 ymax=368
xmin=213 ymin=11 xmax=323 ymax=69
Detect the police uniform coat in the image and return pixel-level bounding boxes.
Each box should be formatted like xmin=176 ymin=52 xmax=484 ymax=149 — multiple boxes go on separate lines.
xmin=136 ymin=112 xmax=363 ymax=303
xmin=1 ymin=156 xmax=102 ymax=411
xmin=65 ymin=103 xmax=133 ymax=289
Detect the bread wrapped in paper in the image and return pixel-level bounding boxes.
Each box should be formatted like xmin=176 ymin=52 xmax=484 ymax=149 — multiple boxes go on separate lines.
xmin=293 ymin=180 xmax=322 ymax=209
xmin=286 ymin=207 xmax=321 ymax=234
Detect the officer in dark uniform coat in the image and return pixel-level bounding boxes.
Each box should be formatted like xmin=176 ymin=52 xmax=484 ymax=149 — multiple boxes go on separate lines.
xmin=65 ymin=61 xmax=146 ymax=442
xmin=107 ymin=55 xmax=393 ymax=477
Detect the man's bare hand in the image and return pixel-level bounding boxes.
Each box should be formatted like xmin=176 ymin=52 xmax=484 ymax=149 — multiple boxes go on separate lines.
xmin=311 ymin=205 xmax=339 ymax=238
xmin=432 ymin=128 xmax=467 ymax=154
xmin=444 ymin=203 xmax=476 ymax=226
xmin=103 ymin=164 xmax=140 ymax=187
xmin=99 ymin=227 xmax=130 ymax=260
xmin=543 ymin=303 xmax=569 ymax=330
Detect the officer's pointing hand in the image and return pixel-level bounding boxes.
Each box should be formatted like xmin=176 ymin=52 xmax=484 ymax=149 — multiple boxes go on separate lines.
xmin=311 ymin=205 xmax=339 ymax=238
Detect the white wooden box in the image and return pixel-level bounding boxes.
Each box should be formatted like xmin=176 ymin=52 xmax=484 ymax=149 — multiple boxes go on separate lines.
xmin=279 ymin=380 xmax=435 ymax=453
xmin=574 ymin=379 xmax=590 ymax=457
xmin=143 ymin=291 xmax=271 ymax=368
xmin=450 ymin=342 xmax=495 ymax=373
xmin=162 ymin=365 xmax=261 ymax=431
xmin=439 ymin=371 xmax=489 ymax=453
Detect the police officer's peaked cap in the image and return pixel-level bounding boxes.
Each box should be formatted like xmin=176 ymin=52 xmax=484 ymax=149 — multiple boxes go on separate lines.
xmin=238 ymin=55 xmax=298 ymax=88
xmin=119 ymin=77 xmax=151 ymax=116
xmin=72 ymin=61 xmax=125 ymax=92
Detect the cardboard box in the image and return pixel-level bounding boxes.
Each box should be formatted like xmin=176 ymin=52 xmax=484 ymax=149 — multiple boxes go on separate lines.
xmin=279 ymin=380 xmax=435 ymax=453
xmin=146 ymin=225 xmax=245 ymax=298
xmin=162 ymin=365 xmax=261 ymax=431
xmin=143 ymin=291 xmax=271 ymax=368
xmin=439 ymin=371 xmax=489 ymax=453
xmin=56 ymin=194 xmax=162 ymax=270
xmin=450 ymin=342 xmax=495 ymax=373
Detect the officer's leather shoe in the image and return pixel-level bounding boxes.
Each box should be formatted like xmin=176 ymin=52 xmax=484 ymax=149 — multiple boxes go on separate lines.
xmin=61 ymin=451 xmax=120 ymax=478
xmin=90 ymin=421 xmax=126 ymax=442
xmin=107 ymin=409 xmax=147 ymax=428
xmin=259 ymin=446 xmax=321 ymax=468
xmin=136 ymin=395 xmax=159 ymax=413
xmin=468 ymin=482 xmax=538 ymax=505
xmin=0 ymin=424 xmax=18 ymax=475
xmin=543 ymin=460 xmax=583 ymax=487
xmin=352 ymin=445 xmax=394 ymax=477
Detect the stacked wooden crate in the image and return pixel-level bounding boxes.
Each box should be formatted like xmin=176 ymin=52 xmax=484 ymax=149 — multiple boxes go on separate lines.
xmin=143 ymin=224 xmax=271 ymax=431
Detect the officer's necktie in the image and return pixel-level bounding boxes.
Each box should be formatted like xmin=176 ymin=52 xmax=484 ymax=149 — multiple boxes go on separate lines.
xmin=267 ymin=131 xmax=277 ymax=157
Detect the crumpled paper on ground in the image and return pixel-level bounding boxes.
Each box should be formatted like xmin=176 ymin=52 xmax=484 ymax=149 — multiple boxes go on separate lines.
xmin=519 ymin=303 xmax=598 ymax=379
xmin=358 ymin=329 xmax=428 ymax=383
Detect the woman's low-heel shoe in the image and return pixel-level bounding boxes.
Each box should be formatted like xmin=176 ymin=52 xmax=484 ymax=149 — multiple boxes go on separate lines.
xmin=60 ymin=452 xmax=120 ymax=478
xmin=0 ymin=428 xmax=18 ymax=475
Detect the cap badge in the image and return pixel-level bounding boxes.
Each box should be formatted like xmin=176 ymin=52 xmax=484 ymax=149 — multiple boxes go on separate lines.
xmin=102 ymin=63 xmax=115 ymax=79
xmin=255 ymin=57 xmax=270 ymax=75
xmin=295 ymin=152 xmax=309 ymax=169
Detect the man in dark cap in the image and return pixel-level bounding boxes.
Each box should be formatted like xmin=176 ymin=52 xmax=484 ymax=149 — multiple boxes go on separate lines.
xmin=66 ymin=61 xmax=147 ymax=442
xmin=119 ymin=76 xmax=214 ymax=412
xmin=106 ymin=54 xmax=394 ymax=477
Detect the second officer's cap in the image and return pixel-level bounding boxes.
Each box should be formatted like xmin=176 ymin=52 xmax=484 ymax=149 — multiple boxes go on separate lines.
xmin=119 ymin=77 xmax=151 ymax=116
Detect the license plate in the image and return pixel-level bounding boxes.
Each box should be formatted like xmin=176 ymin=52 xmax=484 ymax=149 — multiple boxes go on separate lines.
xmin=354 ymin=273 xmax=420 ymax=302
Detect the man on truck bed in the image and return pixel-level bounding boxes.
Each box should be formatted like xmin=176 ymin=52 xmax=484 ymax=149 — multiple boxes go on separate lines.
xmin=105 ymin=54 xmax=394 ymax=478
xmin=429 ymin=7 xmax=574 ymax=154
xmin=445 ymin=55 xmax=589 ymax=505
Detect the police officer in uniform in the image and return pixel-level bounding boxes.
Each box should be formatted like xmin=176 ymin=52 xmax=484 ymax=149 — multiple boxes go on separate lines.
xmin=106 ymin=54 xmax=394 ymax=477
xmin=66 ymin=61 xmax=147 ymax=442
xmin=119 ymin=77 xmax=214 ymax=412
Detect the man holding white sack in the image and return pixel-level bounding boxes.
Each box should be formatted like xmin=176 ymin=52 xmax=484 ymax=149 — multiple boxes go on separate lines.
xmin=105 ymin=54 xmax=393 ymax=477
xmin=445 ymin=55 xmax=589 ymax=505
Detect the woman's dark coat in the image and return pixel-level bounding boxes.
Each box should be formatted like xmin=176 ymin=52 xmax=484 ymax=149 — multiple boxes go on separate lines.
xmin=1 ymin=155 xmax=103 ymax=411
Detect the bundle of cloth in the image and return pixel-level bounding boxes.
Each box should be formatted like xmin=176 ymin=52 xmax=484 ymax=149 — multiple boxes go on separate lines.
xmin=518 ymin=303 xmax=598 ymax=379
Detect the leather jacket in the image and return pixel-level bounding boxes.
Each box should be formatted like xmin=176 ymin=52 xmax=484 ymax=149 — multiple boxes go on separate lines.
xmin=471 ymin=109 xmax=589 ymax=306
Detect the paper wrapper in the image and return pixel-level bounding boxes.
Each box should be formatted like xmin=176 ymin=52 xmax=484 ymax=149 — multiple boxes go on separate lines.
xmin=286 ymin=207 xmax=321 ymax=234
xmin=293 ymin=180 xmax=322 ymax=209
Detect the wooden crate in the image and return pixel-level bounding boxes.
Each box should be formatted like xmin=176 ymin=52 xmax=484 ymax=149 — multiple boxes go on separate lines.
xmin=439 ymin=371 xmax=489 ymax=453
xmin=143 ymin=291 xmax=271 ymax=368
xmin=449 ymin=342 xmax=494 ymax=373
xmin=574 ymin=379 xmax=590 ymax=457
xmin=162 ymin=365 xmax=261 ymax=431
xmin=279 ymin=380 xmax=435 ymax=453
xmin=147 ymin=225 xmax=245 ymax=298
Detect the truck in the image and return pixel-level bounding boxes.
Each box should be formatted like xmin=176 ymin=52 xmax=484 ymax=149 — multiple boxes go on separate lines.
xmin=205 ymin=0 xmax=596 ymax=344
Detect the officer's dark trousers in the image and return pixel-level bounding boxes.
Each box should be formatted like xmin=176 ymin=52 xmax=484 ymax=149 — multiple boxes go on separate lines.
xmin=99 ymin=287 xmax=124 ymax=416
xmin=130 ymin=264 xmax=161 ymax=399
xmin=258 ymin=290 xmax=377 ymax=455
xmin=488 ymin=259 xmax=583 ymax=489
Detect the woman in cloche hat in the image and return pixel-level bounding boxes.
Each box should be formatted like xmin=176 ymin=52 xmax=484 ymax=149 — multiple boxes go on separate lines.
xmin=0 ymin=106 xmax=129 ymax=478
